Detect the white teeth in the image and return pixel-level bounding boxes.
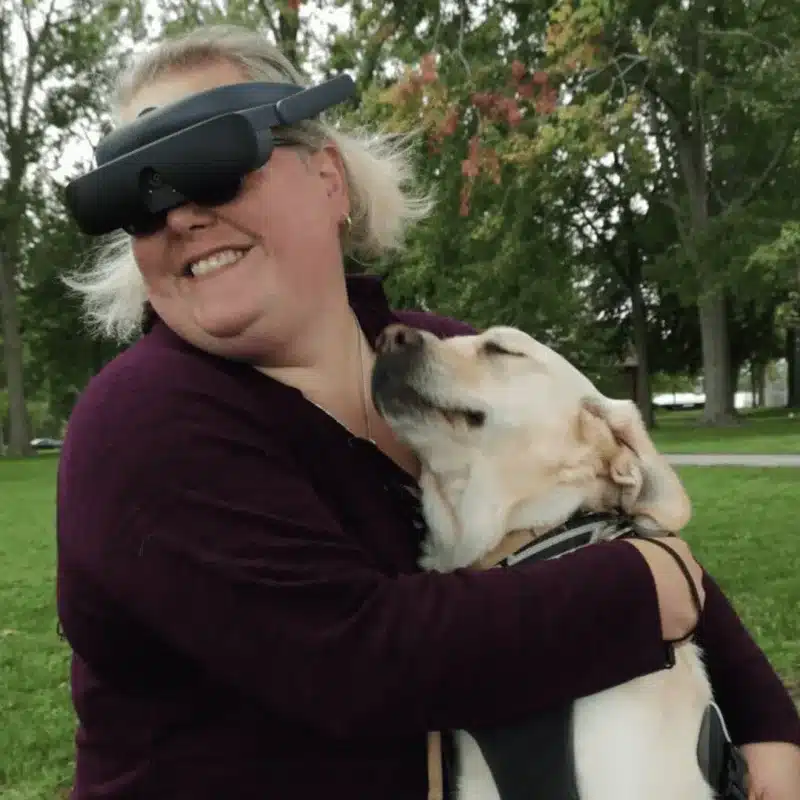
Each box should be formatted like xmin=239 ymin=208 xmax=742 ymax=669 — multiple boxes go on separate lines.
xmin=189 ymin=248 xmax=247 ymax=277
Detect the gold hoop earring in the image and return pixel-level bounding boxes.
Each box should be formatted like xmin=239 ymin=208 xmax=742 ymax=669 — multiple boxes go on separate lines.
xmin=342 ymin=213 xmax=353 ymax=234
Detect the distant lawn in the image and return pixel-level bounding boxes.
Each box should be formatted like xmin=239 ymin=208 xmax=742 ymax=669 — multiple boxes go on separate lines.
xmin=0 ymin=457 xmax=798 ymax=798
xmin=652 ymin=407 xmax=800 ymax=454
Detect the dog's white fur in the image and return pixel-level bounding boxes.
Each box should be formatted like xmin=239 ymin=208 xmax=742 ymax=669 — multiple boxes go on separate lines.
xmin=373 ymin=324 xmax=715 ymax=800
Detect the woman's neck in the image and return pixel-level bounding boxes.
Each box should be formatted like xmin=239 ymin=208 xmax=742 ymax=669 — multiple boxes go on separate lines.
xmin=259 ymin=301 xmax=365 ymax=404
xmin=257 ymin=305 xmax=420 ymax=478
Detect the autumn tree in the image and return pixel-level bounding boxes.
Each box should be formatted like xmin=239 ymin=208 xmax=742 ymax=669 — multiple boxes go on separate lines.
xmin=543 ymin=0 xmax=800 ymax=423
xmin=158 ymin=0 xmax=306 ymax=64
xmin=13 ymin=0 xmax=800 ymax=438
xmin=356 ymin=4 xmax=660 ymax=399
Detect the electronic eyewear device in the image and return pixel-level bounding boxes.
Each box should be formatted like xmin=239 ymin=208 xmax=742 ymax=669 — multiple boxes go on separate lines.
xmin=64 ymin=74 xmax=356 ymax=237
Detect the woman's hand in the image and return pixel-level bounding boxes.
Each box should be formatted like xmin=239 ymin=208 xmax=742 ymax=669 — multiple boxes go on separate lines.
xmin=741 ymin=741 xmax=800 ymax=800
xmin=623 ymin=537 xmax=705 ymax=642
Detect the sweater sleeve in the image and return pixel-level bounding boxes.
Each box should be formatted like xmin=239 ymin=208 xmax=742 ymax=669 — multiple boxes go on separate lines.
xmin=696 ymin=573 xmax=800 ymax=747
xmin=67 ymin=411 xmax=672 ymax=740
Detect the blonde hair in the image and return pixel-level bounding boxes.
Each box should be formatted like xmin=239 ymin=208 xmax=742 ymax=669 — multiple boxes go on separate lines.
xmin=65 ymin=24 xmax=433 ymax=342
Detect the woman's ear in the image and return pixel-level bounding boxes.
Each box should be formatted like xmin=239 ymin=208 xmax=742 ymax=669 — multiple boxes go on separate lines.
xmin=314 ymin=142 xmax=350 ymax=219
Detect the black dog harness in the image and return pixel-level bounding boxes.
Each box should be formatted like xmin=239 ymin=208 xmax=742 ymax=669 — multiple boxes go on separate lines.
xmin=462 ymin=512 xmax=750 ymax=800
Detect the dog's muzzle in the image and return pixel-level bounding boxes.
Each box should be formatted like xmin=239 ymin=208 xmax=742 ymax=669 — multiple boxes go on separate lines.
xmin=372 ymin=324 xmax=431 ymax=418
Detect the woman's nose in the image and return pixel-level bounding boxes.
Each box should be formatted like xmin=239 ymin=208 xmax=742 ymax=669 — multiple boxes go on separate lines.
xmin=164 ymin=202 xmax=217 ymax=233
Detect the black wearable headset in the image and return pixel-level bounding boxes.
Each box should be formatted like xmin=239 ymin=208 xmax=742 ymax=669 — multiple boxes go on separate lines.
xmin=63 ymin=74 xmax=356 ymax=238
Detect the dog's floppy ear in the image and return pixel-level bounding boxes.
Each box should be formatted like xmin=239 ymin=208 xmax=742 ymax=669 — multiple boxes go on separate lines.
xmin=579 ymin=396 xmax=691 ymax=532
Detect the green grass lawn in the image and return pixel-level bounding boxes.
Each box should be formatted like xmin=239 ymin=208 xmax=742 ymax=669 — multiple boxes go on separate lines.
xmin=1 ymin=456 xmax=798 ymax=799
xmin=1 ymin=456 xmax=73 ymax=800
xmin=652 ymin=407 xmax=800 ymax=454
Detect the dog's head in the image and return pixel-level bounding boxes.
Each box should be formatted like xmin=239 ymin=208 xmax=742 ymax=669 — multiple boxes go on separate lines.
xmin=372 ymin=323 xmax=690 ymax=539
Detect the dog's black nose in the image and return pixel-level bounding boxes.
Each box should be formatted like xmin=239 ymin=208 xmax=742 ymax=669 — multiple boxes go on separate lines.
xmin=375 ymin=324 xmax=424 ymax=354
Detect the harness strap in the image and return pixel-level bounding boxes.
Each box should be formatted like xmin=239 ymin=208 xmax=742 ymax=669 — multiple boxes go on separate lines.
xmin=462 ymin=512 xmax=629 ymax=800
xmin=427 ymin=731 xmax=444 ymax=800
xmin=492 ymin=512 xmax=634 ymax=568
xmin=464 ymin=705 xmax=579 ymax=800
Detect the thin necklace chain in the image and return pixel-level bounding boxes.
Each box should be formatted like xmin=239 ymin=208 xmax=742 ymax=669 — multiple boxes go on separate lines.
xmin=354 ymin=311 xmax=374 ymax=443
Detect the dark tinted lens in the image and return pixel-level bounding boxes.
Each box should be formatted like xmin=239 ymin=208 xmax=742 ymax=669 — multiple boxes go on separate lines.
xmin=123 ymin=210 xmax=168 ymax=237
xmin=123 ymin=171 xmax=253 ymax=236
xmin=191 ymin=177 xmax=243 ymax=209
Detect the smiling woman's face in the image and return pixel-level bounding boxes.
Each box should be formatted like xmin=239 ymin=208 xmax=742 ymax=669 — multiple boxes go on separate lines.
xmin=123 ymin=59 xmax=351 ymax=364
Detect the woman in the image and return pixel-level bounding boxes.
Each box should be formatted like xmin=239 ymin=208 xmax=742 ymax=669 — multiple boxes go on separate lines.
xmin=57 ymin=23 xmax=799 ymax=799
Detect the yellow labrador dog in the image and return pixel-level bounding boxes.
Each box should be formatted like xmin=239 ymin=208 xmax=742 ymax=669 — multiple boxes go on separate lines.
xmin=371 ymin=323 xmax=717 ymax=800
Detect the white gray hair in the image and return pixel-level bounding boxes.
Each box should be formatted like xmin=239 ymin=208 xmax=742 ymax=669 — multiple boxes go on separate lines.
xmin=64 ymin=24 xmax=433 ymax=342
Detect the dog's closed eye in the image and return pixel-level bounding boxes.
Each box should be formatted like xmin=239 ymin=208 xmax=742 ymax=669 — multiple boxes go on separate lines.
xmin=439 ymin=408 xmax=486 ymax=429
xmin=482 ymin=340 xmax=526 ymax=358
xmin=464 ymin=410 xmax=486 ymax=428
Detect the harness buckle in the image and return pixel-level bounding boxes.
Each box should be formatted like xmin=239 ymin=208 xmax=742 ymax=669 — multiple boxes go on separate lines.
xmin=721 ymin=743 xmax=749 ymax=800
xmin=697 ymin=702 xmax=749 ymax=799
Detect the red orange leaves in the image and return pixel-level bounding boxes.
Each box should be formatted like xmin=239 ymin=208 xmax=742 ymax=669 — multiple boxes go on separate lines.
xmin=511 ymin=59 xmax=526 ymax=81
xmin=507 ymin=62 xmax=556 ymax=116
xmin=420 ymin=53 xmax=438 ymax=84
xmin=471 ymin=92 xmax=523 ymax=128
xmin=440 ymin=105 xmax=459 ymax=136
xmin=459 ymin=136 xmax=502 ymax=216
xmin=379 ymin=52 xmax=560 ymax=218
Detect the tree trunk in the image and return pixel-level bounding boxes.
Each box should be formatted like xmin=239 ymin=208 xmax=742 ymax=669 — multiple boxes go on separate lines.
xmin=630 ymin=279 xmax=654 ymax=428
xmin=671 ymin=25 xmax=736 ymax=427
xmin=750 ymin=361 xmax=767 ymax=408
xmin=698 ymin=288 xmax=735 ymax=424
xmin=727 ymin=359 xmax=740 ymax=415
xmin=277 ymin=8 xmax=301 ymax=65
xmin=0 ymin=245 xmax=33 ymax=457
xmin=787 ymin=326 xmax=799 ymax=408
xmin=690 ymin=174 xmax=735 ymax=422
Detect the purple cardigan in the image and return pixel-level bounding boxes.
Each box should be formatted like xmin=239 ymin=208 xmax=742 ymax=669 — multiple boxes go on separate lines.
xmin=56 ymin=275 xmax=799 ymax=799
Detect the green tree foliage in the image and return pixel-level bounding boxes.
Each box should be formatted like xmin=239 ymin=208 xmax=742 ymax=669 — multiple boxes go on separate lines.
xmin=542 ymin=0 xmax=800 ymax=422
xmin=5 ymin=0 xmax=800 ymax=453
xmin=0 ymin=0 xmax=147 ymax=454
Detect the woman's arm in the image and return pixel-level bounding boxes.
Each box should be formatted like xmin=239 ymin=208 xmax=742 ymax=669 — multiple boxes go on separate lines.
xmin=695 ymin=574 xmax=800 ymax=748
xmin=740 ymin=742 xmax=800 ymax=800
xmin=58 ymin=393 xmax=676 ymax=740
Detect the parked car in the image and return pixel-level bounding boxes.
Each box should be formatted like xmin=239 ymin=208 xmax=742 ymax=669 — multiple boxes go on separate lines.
xmin=30 ymin=438 xmax=63 ymax=451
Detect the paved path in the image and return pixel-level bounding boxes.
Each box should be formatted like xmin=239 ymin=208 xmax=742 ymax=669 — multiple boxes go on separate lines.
xmin=665 ymin=453 xmax=800 ymax=467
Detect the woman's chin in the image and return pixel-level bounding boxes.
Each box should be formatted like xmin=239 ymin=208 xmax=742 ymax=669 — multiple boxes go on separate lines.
xmin=192 ymin=307 xmax=261 ymax=341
